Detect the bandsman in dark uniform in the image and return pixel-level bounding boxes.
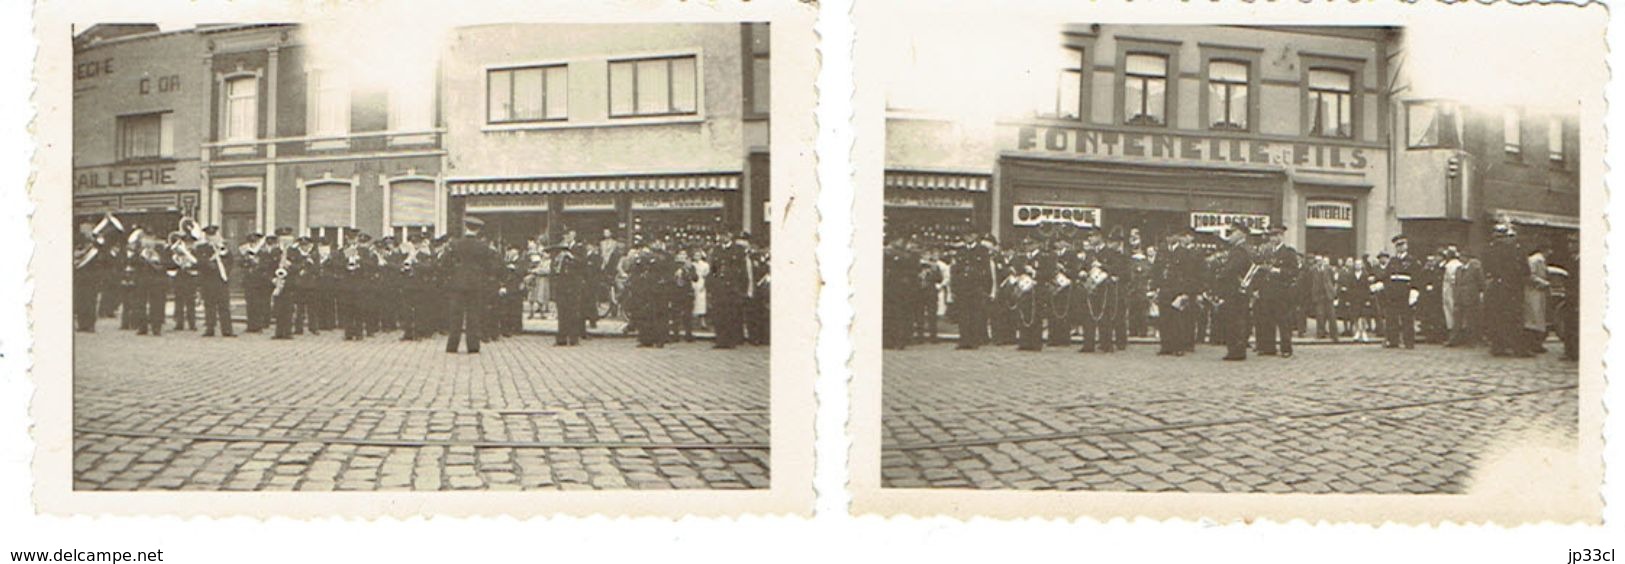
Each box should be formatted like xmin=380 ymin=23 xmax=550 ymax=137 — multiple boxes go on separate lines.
xmin=240 ymin=233 xmax=270 ymax=333
xmin=882 ymin=235 xmax=917 ymax=350
xmin=1216 ymin=222 xmax=1255 ymax=361
xmin=73 ymin=220 xmax=108 ymax=332
xmin=169 ymin=227 xmax=201 ymax=332
xmin=1380 ymin=234 xmax=1420 ymax=349
xmin=1483 ymin=223 xmax=1528 ymax=357
xmin=710 ymin=232 xmax=753 ymax=349
xmin=443 ymin=217 xmax=499 ymax=353
xmin=196 ymin=225 xmax=236 ymax=338
xmin=548 ymin=237 xmax=584 ymax=346
xmin=1253 ymin=224 xmax=1301 ymax=358
xmin=1157 ymin=229 xmax=1201 ymax=356
xmin=951 ymin=233 xmax=996 ymax=350
xmin=267 ymin=227 xmax=297 ymax=340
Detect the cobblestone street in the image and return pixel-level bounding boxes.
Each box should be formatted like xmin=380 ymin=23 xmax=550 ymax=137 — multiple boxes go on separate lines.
xmin=72 ymin=323 xmax=769 ymax=491
xmin=882 ymin=343 xmax=1578 ymax=493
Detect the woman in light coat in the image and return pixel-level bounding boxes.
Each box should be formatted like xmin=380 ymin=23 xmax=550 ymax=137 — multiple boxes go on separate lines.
xmin=1524 ymin=248 xmax=1550 ymax=352
xmin=691 ymin=250 xmax=711 ymax=328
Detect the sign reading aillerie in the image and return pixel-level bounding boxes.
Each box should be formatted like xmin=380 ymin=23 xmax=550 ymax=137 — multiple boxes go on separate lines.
xmin=1191 ymin=211 xmax=1270 ymax=233
xmin=1306 ymin=200 xmax=1355 ymax=229
xmin=886 ymin=193 xmax=975 ymax=209
xmin=75 ymin=164 xmax=179 ymax=191
xmin=1013 ymin=204 xmax=1101 ymax=228
xmin=1012 ymin=124 xmax=1372 ymax=171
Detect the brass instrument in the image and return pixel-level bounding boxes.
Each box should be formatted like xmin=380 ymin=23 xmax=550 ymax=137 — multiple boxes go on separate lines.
xmin=170 ymin=236 xmax=199 ymax=270
xmin=1240 ymin=262 xmax=1263 ymax=291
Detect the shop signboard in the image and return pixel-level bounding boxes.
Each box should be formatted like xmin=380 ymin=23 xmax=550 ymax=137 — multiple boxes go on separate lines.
xmin=1305 ymin=200 xmax=1355 ymax=229
xmin=1190 ymin=211 xmax=1270 ymax=233
xmin=885 ymin=193 xmax=975 ymax=209
xmin=631 ymin=194 xmax=726 ymax=210
xmin=561 ymin=194 xmax=617 ymax=211
xmin=1012 ymin=204 xmax=1101 ymax=228
xmin=465 ymin=194 xmax=549 ymax=212
xmin=1010 ymin=124 xmax=1373 ymax=172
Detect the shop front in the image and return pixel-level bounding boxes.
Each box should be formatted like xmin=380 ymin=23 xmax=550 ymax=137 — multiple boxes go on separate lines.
xmin=992 ymin=123 xmax=1387 ymax=254
xmin=449 ymin=172 xmax=742 ymax=248
xmin=997 ymin=155 xmax=1282 ymax=249
xmin=72 ymin=161 xmax=202 ymax=238
xmin=881 ymin=170 xmax=989 ymax=246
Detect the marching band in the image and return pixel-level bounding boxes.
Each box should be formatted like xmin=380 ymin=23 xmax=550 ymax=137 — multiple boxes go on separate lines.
xmin=883 ymin=220 xmax=1580 ymax=362
xmin=72 ymin=213 xmax=773 ymax=353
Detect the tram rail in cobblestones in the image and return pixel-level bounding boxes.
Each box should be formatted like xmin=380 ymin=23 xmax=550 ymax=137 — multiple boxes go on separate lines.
xmin=75 ymin=396 xmax=768 ymax=417
xmin=887 ymin=384 xmax=1576 ymax=451
xmin=75 ymin=426 xmax=770 ymax=450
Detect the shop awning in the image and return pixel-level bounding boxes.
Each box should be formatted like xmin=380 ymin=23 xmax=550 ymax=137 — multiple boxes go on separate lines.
xmin=885 ymin=170 xmax=990 ymax=193
xmin=449 ymin=173 xmax=739 ymax=196
xmin=1488 ymin=208 xmax=1580 ymax=230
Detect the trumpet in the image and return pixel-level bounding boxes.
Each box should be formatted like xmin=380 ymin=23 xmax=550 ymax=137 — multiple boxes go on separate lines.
xmin=1240 ymin=262 xmax=1264 ymax=290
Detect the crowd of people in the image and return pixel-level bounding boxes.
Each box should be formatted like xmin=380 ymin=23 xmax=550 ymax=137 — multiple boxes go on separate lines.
xmin=71 ymin=213 xmax=772 ymax=354
xmin=883 ymin=221 xmax=1579 ymax=362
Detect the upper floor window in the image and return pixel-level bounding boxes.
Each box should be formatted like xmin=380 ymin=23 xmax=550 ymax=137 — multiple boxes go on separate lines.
xmin=1035 ymin=46 xmax=1085 ymax=120
xmin=1547 ymin=118 xmax=1565 ymax=163
xmin=117 ymin=112 xmax=174 ymax=161
xmin=1307 ymin=68 xmax=1353 ymax=138
xmin=488 ymin=65 xmax=568 ymax=124
xmin=1123 ymin=53 xmax=1167 ymax=126
xmin=1503 ymin=110 xmax=1522 ymax=155
xmin=749 ymin=23 xmax=770 ymax=116
xmin=610 ymin=55 xmax=698 ymax=118
xmin=1405 ymin=100 xmax=1459 ymax=149
xmin=307 ymin=69 xmax=351 ymax=137
xmin=223 ymin=76 xmax=257 ymax=141
xmin=1206 ymin=60 xmax=1249 ymax=131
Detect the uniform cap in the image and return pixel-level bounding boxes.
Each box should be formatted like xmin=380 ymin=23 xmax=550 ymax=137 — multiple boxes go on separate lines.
xmin=1391 ymin=234 xmax=1409 ymax=244
xmin=202 ymin=225 xmax=220 ymax=235
xmin=463 ymin=216 xmax=486 ymax=228
xmin=1268 ymin=224 xmax=1288 ymax=234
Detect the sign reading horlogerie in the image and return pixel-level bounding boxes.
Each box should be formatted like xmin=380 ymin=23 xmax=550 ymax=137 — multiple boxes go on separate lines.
xmin=1190 ymin=211 xmax=1270 ymax=233
xmin=1013 ymin=125 xmax=1373 ymax=171
xmin=1012 ymin=204 xmax=1101 ymax=228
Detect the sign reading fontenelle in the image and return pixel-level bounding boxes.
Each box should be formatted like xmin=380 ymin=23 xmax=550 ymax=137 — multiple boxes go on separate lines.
xmin=1014 ymin=125 xmax=1372 ymax=171
xmin=1306 ymin=200 xmax=1355 ymax=229
xmin=1013 ymin=204 xmax=1101 ymax=228
xmin=74 ymin=166 xmax=178 ymax=191
xmin=1191 ymin=212 xmax=1270 ymax=234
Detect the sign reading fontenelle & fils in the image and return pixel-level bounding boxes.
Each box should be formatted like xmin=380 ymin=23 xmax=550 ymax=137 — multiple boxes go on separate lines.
xmin=75 ymin=165 xmax=178 ymax=191
xmin=1191 ymin=212 xmax=1270 ymax=234
xmin=1014 ymin=125 xmax=1372 ymax=171
xmin=1013 ymin=204 xmax=1101 ymax=228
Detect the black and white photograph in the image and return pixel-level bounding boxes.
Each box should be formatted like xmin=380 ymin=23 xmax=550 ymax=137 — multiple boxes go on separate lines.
xmin=860 ymin=13 xmax=1602 ymax=517
xmin=62 ymin=16 xmax=799 ymax=499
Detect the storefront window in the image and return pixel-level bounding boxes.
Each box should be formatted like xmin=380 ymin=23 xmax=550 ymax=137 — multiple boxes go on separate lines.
xmin=1307 ymin=68 xmax=1354 ymax=138
xmin=116 ymin=112 xmax=174 ymax=161
xmin=224 ymin=76 xmax=258 ymax=141
xmin=488 ymin=64 xmax=567 ymax=123
xmin=1123 ymin=53 xmax=1167 ymax=126
xmin=1036 ymin=46 xmax=1085 ymax=120
xmin=1206 ymin=60 xmax=1248 ymax=131
xmin=610 ymin=55 xmax=698 ymax=118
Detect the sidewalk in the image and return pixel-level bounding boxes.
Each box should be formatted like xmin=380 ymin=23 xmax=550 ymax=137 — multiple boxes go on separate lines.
xmin=219 ymin=298 xmax=714 ymax=339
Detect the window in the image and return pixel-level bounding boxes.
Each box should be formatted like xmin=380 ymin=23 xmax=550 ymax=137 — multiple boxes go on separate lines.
xmin=1308 ymin=69 xmax=1354 ymax=138
xmin=1206 ymin=60 xmax=1249 ymax=131
xmin=1037 ymin=46 xmax=1085 ymax=119
xmin=609 ymin=55 xmax=698 ymax=118
xmin=224 ymin=76 xmax=257 ymax=141
xmin=749 ymin=23 xmax=770 ymax=116
xmin=1503 ymin=110 xmax=1522 ymax=155
xmin=1123 ymin=53 xmax=1167 ymax=126
xmin=305 ymin=182 xmax=351 ymax=228
xmin=116 ymin=112 xmax=174 ymax=161
xmin=307 ymin=70 xmax=350 ymax=136
xmin=488 ymin=65 xmax=568 ymax=123
xmin=1405 ymin=101 xmax=1459 ymax=149
xmin=1547 ymin=118 xmax=1564 ymax=162
xmin=389 ymin=80 xmax=434 ymax=132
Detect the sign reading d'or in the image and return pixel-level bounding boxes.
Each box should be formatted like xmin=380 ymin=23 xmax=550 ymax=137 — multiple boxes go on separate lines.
xmin=1014 ymin=125 xmax=1372 ymax=172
